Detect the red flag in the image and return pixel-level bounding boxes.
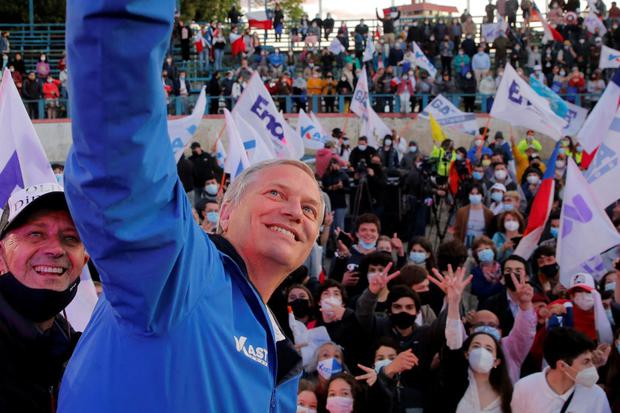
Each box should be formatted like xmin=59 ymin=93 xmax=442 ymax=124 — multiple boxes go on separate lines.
xmin=230 ymin=33 xmax=246 ymax=57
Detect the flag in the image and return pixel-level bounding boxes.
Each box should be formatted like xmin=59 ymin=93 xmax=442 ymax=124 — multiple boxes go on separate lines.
xmin=233 ymin=71 xmax=302 ymax=159
xmin=0 ymin=69 xmax=97 ymax=331
xmin=229 ymin=32 xmax=246 ymax=57
xmin=577 ymin=68 xmax=620 ymax=153
xmin=420 ymin=94 xmax=479 ymax=135
xmin=558 ymin=159 xmax=620 ymax=286
xmin=481 ymin=22 xmax=505 ymax=43
xmin=585 ymin=11 xmax=607 ymax=36
xmin=428 ymin=113 xmax=447 ymax=143
xmin=562 ymin=101 xmax=588 ymax=136
xmin=328 ymin=38 xmax=345 ymax=55
xmin=232 ymin=111 xmax=276 ymax=164
xmin=412 ymin=42 xmax=437 ymax=78
xmin=362 ymin=107 xmax=391 ymax=146
xmin=584 ymin=111 xmax=620 ymax=208
xmin=297 ymin=110 xmax=328 ymax=150
xmin=363 ymin=35 xmax=376 ymax=63
xmin=531 ymin=2 xmax=564 ymax=43
xmin=223 ymin=109 xmax=251 ymax=181
xmin=167 ymin=86 xmax=206 ymax=163
xmin=491 ymin=63 xmax=567 ymax=141
xmin=246 ymin=10 xmax=273 ymax=30
xmin=514 ymin=144 xmax=561 ymax=259
xmin=215 ymin=139 xmax=227 ymax=168
xmin=350 ymin=68 xmax=370 ymax=119
xmin=309 ymin=111 xmax=330 ymax=142
xmin=529 ymin=76 xmax=569 ymax=118
xmin=599 ymin=45 xmax=620 ymax=69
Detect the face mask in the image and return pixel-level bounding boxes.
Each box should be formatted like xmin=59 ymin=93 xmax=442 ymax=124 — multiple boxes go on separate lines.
xmin=478 ymin=248 xmax=495 ymax=263
xmin=504 ymin=220 xmax=519 ymax=232
xmin=482 ymin=160 xmax=491 ymax=167
xmin=409 ymin=146 xmax=417 ymax=153
xmin=465 ymin=73 xmax=472 ymax=79
xmin=527 ymin=175 xmax=540 ymax=185
xmin=409 ymin=251 xmax=427 ymax=264
xmin=503 ymin=203 xmax=514 ymax=212
xmin=491 ymin=192 xmax=503 ymax=203
xmin=475 ymin=140 xmax=483 ymax=147
xmin=206 ymin=211 xmax=219 ymax=224
xmin=573 ymin=292 xmax=595 ymax=311
xmin=374 ymin=358 xmax=392 ymax=373
xmin=469 ymin=194 xmax=482 ymax=205
xmin=572 ymin=365 xmax=599 ymax=388
xmin=321 ymin=295 xmax=343 ymax=309
xmin=468 ymin=347 xmax=495 ymax=374
xmin=560 ymin=71 xmax=566 ymax=76
xmin=358 ymin=239 xmax=376 ymax=250
xmin=325 ymin=396 xmax=354 ymax=413
xmin=55 ymin=173 xmax=64 ymax=185
xmin=576 ymin=146 xmax=583 ymax=153
xmin=472 ymin=171 xmax=484 ymax=181
xmin=494 ymin=170 xmax=507 ymax=180
xmin=297 ymin=406 xmax=317 ymax=413
xmin=0 ymin=272 xmax=80 ymax=323
xmin=558 ymin=148 xmax=566 ymax=155
xmin=290 ymin=298 xmax=311 ymax=318
xmin=390 ymin=311 xmax=416 ymax=329
xmin=456 ymin=154 xmax=464 ymax=161
xmin=540 ymin=263 xmax=559 ymax=278
xmin=605 ymin=282 xmax=616 ymax=292
xmin=550 ymin=227 xmax=559 ymax=238
xmin=317 ymin=357 xmax=343 ymax=380
xmin=205 ymin=183 xmax=219 ymax=195
xmin=358 ymin=144 xmax=367 ymax=151
xmin=367 ymin=271 xmax=381 ymax=284
xmin=384 ymin=139 xmax=392 ymax=146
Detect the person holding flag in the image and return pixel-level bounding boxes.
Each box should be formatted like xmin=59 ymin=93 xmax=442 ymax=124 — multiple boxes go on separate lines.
xmin=59 ymin=2 xmax=325 ymax=413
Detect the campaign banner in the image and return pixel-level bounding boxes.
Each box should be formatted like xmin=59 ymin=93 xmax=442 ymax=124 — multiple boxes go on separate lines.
xmin=562 ymin=101 xmax=588 ymax=136
xmin=600 ymin=45 xmax=620 ymax=69
xmin=297 ymin=109 xmax=327 ymax=150
xmin=420 ymin=94 xmax=479 ymax=135
xmin=481 ymin=22 xmax=505 ymax=43
xmin=412 ymin=42 xmax=437 ymax=78
xmin=233 ymin=111 xmax=275 ymax=164
xmin=363 ymin=35 xmax=376 ymax=63
xmin=223 ymin=109 xmax=251 ymax=181
xmin=168 ymin=86 xmax=206 ymax=162
xmin=584 ymin=112 xmax=620 ymax=208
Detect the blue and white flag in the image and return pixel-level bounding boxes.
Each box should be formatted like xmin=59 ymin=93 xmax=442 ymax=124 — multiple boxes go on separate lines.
xmin=577 ymin=68 xmax=620 ymax=152
xmin=420 ymin=94 xmax=479 ymax=135
xmin=309 ymin=112 xmax=330 ymax=142
xmin=233 ymin=111 xmax=275 ymax=164
xmin=530 ymin=76 xmax=569 ymax=119
xmin=363 ymin=35 xmax=376 ymax=63
xmin=297 ymin=109 xmax=328 ymax=150
xmin=0 ymin=68 xmax=98 ymax=331
xmin=223 ymin=109 xmax=250 ymax=181
xmin=562 ymin=101 xmax=588 ymax=136
xmin=167 ymin=86 xmax=206 ymax=162
xmin=584 ymin=110 xmax=620 ymax=208
xmin=412 ymin=42 xmax=437 ymax=78
xmin=328 ymin=37 xmax=345 ymax=55
xmin=490 ymin=63 xmax=567 ymax=140
xmin=215 ymin=139 xmax=227 ymax=169
xmin=481 ymin=22 xmax=506 ymax=43
xmin=599 ymin=45 xmax=620 ymax=70
xmin=558 ymin=158 xmax=620 ymax=288
xmin=233 ymin=72 xmax=303 ymax=160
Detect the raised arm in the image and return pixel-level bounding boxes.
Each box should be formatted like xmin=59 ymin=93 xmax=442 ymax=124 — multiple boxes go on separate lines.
xmin=65 ymin=0 xmax=217 ymax=332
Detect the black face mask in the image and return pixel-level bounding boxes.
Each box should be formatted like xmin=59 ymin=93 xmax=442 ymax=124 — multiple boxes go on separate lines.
xmin=0 ymin=272 xmax=80 ymax=323
xmin=539 ymin=263 xmax=559 ymax=279
xmin=389 ymin=311 xmax=416 ymax=329
xmin=289 ymin=298 xmax=311 ymax=319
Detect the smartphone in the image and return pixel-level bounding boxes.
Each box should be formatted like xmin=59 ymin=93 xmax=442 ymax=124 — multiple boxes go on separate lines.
xmin=338 ymin=231 xmax=354 ymax=249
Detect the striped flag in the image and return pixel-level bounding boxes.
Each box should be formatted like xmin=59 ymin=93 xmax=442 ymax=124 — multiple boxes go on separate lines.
xmin=247 ymin=10 xmax=273 ymax=30
xmin=531 ymin=2 xmax=564 ymax=43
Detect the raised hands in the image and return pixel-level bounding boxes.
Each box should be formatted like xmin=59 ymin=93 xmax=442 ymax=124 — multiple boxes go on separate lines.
xmin=355 ymin=364 xmax=378 ymax=387
xmin=430 ymin=265 xmax=473 ymax=304
xmin=368 ymin=262 xmax=401 ymax=295
xmin=510 ymin=271 xmax=534 ymax=311
xmin=390 ymin=233 xmax=405 ymax=256
xmin=383 ymin=349 xmax=419 ymax=379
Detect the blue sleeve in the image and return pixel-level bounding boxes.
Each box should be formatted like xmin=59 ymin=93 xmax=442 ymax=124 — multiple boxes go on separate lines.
xmin=65 ymin=0 xmax=219 ymax=333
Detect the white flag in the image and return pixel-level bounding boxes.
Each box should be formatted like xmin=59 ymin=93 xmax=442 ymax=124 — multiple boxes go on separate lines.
xmin=167 ymin=86 xmax=206 ymax=162
xmin=328 ymin=38 xmax=345 ymax=55
xmin=363 ymin=35 xmax=376 ymax=63
xmin=350 ymin=68 xmax=370 ymax=119
xmin=585 ymin=11 xmax=607 ymax=36
xmin=599 ymin=45 xmax=620 ymax=69
xmin=584 ymin=110 xmax=620 ymax=208
xmin=0 ymin=68 xmax=97 ymax=331
xmin=232 ymin=72 xmax=301 ymax=159
xmin=562 ymin=101 xmax=588 ymax=136
xmin=233 ymin=111 xmax=275 ymax=164
xmin=412 ymin=42 xmax=437 ymax=79
xmin=297 ymin=110 xmax=328 ymax=150
xmin=223 ymin=109 xmax=251 ymax=181
xmin=362 ymin=106 xmax=392 ymax=146
xmin=309 ymin=111 xmax=329 ymax=141
xmin=558 ymin=158 xmax=620 ymax=287
xmin=490 ymin=63 xmax=567 ymax=140
xmin=577 ymin=69 xmax=620 ymax=153
xmin=215 ymin=139 xmax=227 ymax=168
xmin=481 ymin=22 xmax=504 ymax=43
xmin=420 ymin=94 xmax=479 ymax=135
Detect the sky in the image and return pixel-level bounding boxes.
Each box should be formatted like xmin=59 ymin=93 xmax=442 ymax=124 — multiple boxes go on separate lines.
xmin=293 ymin=0 xmax=613 ymax=20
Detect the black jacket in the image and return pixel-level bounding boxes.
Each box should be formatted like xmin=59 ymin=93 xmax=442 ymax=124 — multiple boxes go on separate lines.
xmin=189 ymin=151 xmax=222 ymax=187
xmin=0 ymin=291 xmax=79 ymax=413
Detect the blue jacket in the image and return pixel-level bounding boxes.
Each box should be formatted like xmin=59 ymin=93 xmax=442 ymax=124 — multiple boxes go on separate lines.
xmin=59 ymin=1 xmax=301 ymax=412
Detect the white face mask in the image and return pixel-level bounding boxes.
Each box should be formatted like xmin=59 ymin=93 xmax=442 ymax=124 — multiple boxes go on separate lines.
xmin=374 ymin=358 xmax=392 ymax=373
xmin=317 ymin=357 xmax=343 ymax=380
xmin=556 ymin=160 xmax=566 ymax=169
xmin=527 ymin=175 xmax=540 ymax=185
xmin=571 ymin=365 xmax=599 ymax=388
xmin=468 ymin=347 xmax=495 ymax=374
xmin=321 ymin=295 xmax=342 ymax=309
xmin=494 ymin=169 xmax=507 ymax=180
xmin=504 ymin=220 xmax=519 ymax=232
xmin=573 ymin=292 xmax=595 ymax=311
xmin=367 ymin=271 xmax=381 ymax=283
xmin=297 ymin=406 xmax=317 ymax=413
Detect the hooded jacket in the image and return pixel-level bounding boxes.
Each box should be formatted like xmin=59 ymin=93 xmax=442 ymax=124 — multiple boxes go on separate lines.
xmin=59 ymin=1 xmax=301 ymax=411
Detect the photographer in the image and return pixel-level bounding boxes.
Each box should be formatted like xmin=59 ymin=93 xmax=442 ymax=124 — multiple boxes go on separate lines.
xmin=403 ymin=157 xmax=434 ymax=240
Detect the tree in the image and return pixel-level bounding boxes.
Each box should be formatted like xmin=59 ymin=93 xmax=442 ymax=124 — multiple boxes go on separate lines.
xmin=0 ymin=0 xmax=66 ymax=23
xmin=179 ymin=0 xmax=238 ymax=22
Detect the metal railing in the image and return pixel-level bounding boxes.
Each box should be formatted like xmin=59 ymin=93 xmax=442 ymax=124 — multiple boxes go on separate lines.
xmin=22 ymin=92 xmax=602 ymax=120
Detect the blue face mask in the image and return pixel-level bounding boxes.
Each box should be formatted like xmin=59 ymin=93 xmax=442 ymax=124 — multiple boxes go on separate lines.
xmin=491 ymin=192 xmax=503 ymax=203
xmin=477 ymin=248 xmax=495 ymax=263
xmin=550 ymin=227 xmax=559 ymax=238
xmin=409 ymin=251 xmax=427 ymax=264
xmin=206 ymin=211 xmax=219 ymax=224
xmin=358 ymin=239 xmax=377 ymax=250
xmin=605 ymin=282 xmax=616 ymax=292
xmin=205 ymin=183 xmax=219 ymax=195
xmin=456 ymin=154 xmax=464 ymax=161
xmin=469 ymin=194 xmax=482 ymax=205
xmin=472 ymin=171 xmax=484 ymax=181
xmin=503 ymin=203 xmax=514 ymax=212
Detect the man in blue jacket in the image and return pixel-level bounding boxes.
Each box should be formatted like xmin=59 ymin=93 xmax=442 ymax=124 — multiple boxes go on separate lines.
xmin=59 ymin=1 xmax=324 ymax=412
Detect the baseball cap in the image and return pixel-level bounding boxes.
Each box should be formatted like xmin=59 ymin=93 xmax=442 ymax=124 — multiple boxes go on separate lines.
xmin=0 ymin=183 xmax=66 ymax=238
xmin=490 ymin=183 xmax=507 ymax=193
xmin=567 ymin=272 xmax=595 ymax=293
